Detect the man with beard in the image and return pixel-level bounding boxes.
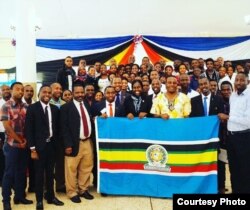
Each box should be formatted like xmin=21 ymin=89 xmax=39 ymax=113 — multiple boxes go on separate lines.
xmin=179 ymin=74 xmax=199 ymax=99
xmin=145 ymin=79 xmax=163 ymax=117
xmin=60 ymin=84 xmax=94 ymax=203
xmin=218 ymin=73 xmax=250 ymax=194
xmin=1 ymin=82 xmax=33 ymax=210
xmin=0 ymin=85 xmax=11 ymax=187
xmin=190 ymin=77 xmax=223 ymax=117
xmin=21 ymin=85 xmax=35 ymax=192
xmin=150 ymin=76 xmax=191 ymax=119
xmin=22 ymin=85 xmax=35 ymax=105
xmin=84 ymin=84 xmax=96 ymax=107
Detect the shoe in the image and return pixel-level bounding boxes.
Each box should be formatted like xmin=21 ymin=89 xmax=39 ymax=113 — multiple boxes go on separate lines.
xmin=36 ymin=202 xmax=43 ymax=210
xmin=80 ymin=191 xmax=94 ymax=200
xmin=47 ymin=197 xmax=64 ymax=206
xmin=3 ymin=203 xmax=11 ymax=210
xmin=70 ymin=195 xmax=81 ymax=203
xmin=56 ymin=187 xmax=66 ymax=193
xmin=14 ymin=198 xmax=33 ymax=205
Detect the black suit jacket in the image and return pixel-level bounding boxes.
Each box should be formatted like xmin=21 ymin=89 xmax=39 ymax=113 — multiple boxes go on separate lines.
xmin=92 ymin=100 xmax=126 ymax=117
xmin=123 ymin=94 xmax=148 ymax=117
xmin=60 ymin=100 xmax=93 ymax=157
xmin=119 ymin=91 xmax=130 ymax=105
xmin=25 ymin=102 xmax=60 ymax=151
xmin=190 ymin=94 xmax=224 ymax=117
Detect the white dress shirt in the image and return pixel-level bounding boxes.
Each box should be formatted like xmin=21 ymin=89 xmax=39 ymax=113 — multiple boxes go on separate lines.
xmin=228 ymin=88 xmax=250 ymax=131
xmin=105 ymin=101 xmax=115 ymax=117
xmin=73 ymin=99 xmax=92 ymax=139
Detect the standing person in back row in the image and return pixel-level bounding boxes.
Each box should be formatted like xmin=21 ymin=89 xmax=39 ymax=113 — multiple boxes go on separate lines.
xmin=56 ymin=56 xmax=76 ymax=91
xmin=60 ymin=84 xmax=94 ymax=203
xmin=25 ymin=85 xmax=64 ymax=210
xmin=218 ymin=73 xmax=250 ymax=194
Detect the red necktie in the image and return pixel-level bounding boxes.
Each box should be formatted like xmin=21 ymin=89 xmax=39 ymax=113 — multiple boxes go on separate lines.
xmin=109 ymin=103 xmax=113 ymax=117
xmin=80 ymin=102 xmax=89 ymax=137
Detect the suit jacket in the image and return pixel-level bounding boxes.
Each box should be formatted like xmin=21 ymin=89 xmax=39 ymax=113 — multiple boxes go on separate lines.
xmin=119 ymin=91 xmax=130 ymax=105
xmin=123 ymin=94 xmax=148 ymax=117
xmin=60 ymin=100 xmax=93 ymax=157
xmin=92 ymin=100 xmax=126 ymax=117
xmin=25 ymin=101 xmax=60 ymax=151
xmin=190 ymin=94 xmax=224 ymax=117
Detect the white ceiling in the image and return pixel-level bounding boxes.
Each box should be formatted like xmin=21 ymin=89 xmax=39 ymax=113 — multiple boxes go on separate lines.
xmin=0 ymin=0 xmax=250 ymax=39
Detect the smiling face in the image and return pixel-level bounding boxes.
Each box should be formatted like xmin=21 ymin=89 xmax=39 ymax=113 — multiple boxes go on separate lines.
xmin=73 ymin=85 xmax=85 ymax=102
xmin=39 ymin=86 xmax=52 ymax=104
xmin=198 ymin=78 xmax=210 ymax=96
xmin=132 ymin=81 xmax=142 ymax=96
xmin=166 ymin=77 xmax=178 ymax=94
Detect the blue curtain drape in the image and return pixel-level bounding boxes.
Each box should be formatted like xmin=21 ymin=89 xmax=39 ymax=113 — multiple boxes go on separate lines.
xmin=144 ymin=35 xmax=250 ymax=51
xmin=36 ymin=36 xmax=133 ymax=50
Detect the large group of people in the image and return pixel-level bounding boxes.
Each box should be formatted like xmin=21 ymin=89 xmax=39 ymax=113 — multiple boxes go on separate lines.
xmin=0 ymin=55 xmax=250 ymax=210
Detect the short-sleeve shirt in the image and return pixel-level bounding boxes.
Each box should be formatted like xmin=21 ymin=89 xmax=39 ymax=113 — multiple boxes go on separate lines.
xmin=150 ymin=92 xmax=191 ymax=118
xmin=0 ymin=98 xmax=28 ymax=146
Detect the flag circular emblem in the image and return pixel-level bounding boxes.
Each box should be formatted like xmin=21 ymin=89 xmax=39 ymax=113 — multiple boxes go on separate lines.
xmin=146 ymin=145 xmax=168 ymax=167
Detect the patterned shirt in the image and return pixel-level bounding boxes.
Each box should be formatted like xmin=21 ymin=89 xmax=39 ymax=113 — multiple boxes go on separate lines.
xmin=0 ymin=98 xmax=28 ymax=147
xmin=150 ymin=92 xmax=191 ymax=118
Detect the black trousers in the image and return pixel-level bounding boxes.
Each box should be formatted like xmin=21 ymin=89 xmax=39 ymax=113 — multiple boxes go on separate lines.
xmin=227 ymin=131 xmax=250 ymax=193
xmin=55 ymin=141 xmax=65 ymax=190
xmin=34 ymin=142 xmax=55 ymax=202
xmin=0 ymin=132 xmax=5 ymax=186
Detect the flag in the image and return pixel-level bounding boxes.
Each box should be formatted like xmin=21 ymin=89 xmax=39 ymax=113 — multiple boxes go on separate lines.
xmin=96 ymin=116 xmax=219 ymax=198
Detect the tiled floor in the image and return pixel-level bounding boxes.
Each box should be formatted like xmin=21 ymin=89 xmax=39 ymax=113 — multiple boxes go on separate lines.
xmin=1 ymin=166 xmax=231 ymax=210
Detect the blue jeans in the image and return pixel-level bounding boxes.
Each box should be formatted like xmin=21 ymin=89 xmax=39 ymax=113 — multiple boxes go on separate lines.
xmin=1 ymin=143 xmax=28 ymax=203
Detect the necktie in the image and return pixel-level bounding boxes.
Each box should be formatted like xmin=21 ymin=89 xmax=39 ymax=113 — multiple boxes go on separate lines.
xmin=109 ymin=103 xmax=113 ymax=117
xmin=80 ymin=102 xmax=89 ymax=137
xmin=44 ymin=106 xmax=50 ymax=137
xmin=115 ymin=93 xmax=120 ymax=106
xmin=203 ymin=96 xmax=208 ymax=116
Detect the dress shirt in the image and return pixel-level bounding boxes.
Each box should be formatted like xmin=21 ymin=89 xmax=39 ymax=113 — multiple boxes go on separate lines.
xmin=105 ymin=101 xmax=115 ymax=117
xmin=228 ymin=88 xmax=250 ymax=131
xmin=73 ymin=99 xmax=91 ymax=139
xmin=201 ymin=93 xmax=211 ymax=115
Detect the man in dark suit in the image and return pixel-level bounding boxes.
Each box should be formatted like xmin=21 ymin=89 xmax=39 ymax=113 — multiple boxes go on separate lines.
xmin=60 ymin=84 xmax=94 ymax=203
xmin=190 ymin=77 xmax=224 ymax=117
xmin=145 ymin=78 xmax=162 ymax=117
xmin=93 ymin=86 xmax=126 ymax=118
xmin=25 ymin=85 xmax=64 ymax=210
xmin=91 ymin=86 xmax=125 ymax=191
xmin=111 ymin=77 xmax=130 ymax=106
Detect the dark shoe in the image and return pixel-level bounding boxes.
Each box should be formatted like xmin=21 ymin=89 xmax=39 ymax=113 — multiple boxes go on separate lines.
xmin=80 ymin=191 xmax=94 ymax=200
xmin=14 ymin=198 xmax=33 ymax=205
xmin=3 ymin=203 xmax=11 ymax=210
xmin=70 ymin=195 xmax=81 ymax=203
xmin=36 ymin=202 xmax=43 ymax=210
xmin=47 ymin=197 xmax=64 ymax=206
xmin=56 ymin=187 xmax=66 ymax=193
